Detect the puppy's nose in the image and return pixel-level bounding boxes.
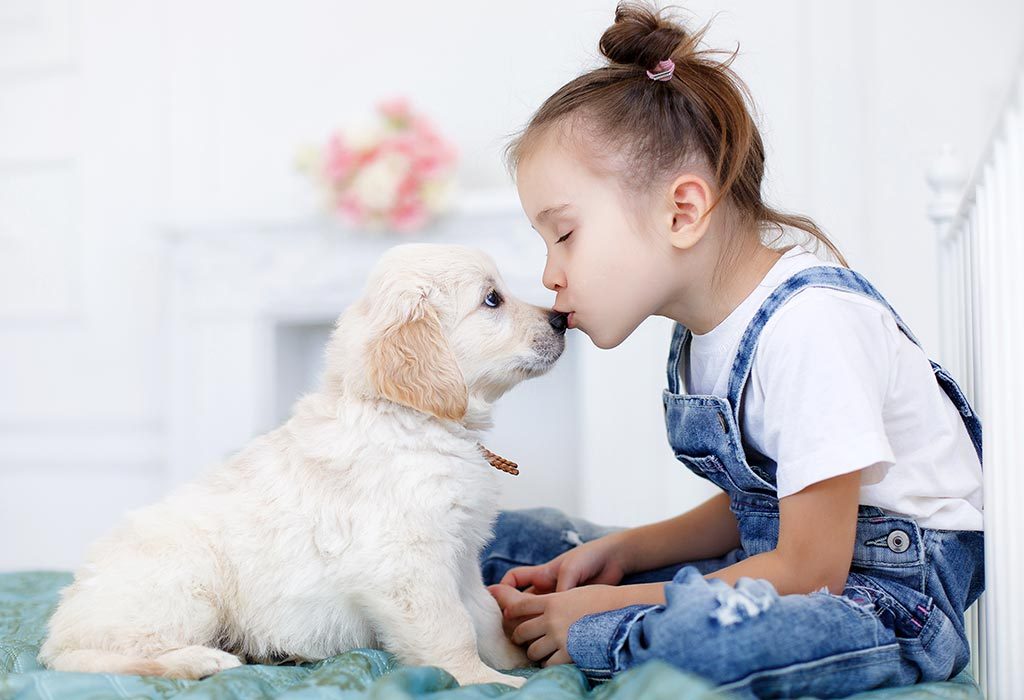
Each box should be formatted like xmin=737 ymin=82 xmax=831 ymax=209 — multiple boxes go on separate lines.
xmin=548 ymin=311 xmax=568 ymax=335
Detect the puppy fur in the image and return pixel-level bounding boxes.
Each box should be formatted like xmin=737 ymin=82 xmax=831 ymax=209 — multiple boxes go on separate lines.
xmin=39 ymin=244 xmax=566 ymax=688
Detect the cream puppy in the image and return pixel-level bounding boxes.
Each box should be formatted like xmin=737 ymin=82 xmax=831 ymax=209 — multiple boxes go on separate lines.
xmin=39 ymin=244 xmax=568 ymax=688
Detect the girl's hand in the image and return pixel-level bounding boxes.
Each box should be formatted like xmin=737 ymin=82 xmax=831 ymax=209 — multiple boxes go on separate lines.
xmin=498 ymin=531 xmax=631 ymax=595
xmin=487 ymin=583 xmax=627 ymax=667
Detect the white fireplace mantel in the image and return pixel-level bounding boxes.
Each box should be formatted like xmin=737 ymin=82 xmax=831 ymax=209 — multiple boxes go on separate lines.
xmin=162 ymin=190 xmax=550 ymax=318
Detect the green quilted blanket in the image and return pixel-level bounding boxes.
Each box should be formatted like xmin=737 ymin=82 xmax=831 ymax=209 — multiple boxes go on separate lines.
xmin=0 ymin=572 xmax=981 ymax=699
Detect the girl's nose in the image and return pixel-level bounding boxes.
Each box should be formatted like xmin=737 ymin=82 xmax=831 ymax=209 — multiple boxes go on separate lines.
xmin=542 ymin=258 xmax=565 ymax=292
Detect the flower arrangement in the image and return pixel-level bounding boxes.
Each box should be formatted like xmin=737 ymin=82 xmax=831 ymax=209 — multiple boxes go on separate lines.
xmin=297 ymin=98 xmax=458 ymax=234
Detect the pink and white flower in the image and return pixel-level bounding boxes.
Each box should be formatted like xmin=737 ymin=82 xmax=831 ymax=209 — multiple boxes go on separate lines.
xmin=299 ymin=99 xmax=458 ymax=233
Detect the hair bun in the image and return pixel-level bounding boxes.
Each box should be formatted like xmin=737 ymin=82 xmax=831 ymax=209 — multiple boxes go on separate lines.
xmin=598 ymin=2 xmax=690 ymax=72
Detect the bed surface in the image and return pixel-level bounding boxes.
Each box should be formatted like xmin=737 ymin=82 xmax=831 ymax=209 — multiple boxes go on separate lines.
xmin=0 ymin=572 xmax=982 ymax=699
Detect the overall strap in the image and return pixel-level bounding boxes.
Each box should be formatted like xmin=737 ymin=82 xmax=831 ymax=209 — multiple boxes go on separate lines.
xmin=725 ymin=266 xmax=924 ymax=432
xmin=666 ymin=320 xmax=688 ymax=395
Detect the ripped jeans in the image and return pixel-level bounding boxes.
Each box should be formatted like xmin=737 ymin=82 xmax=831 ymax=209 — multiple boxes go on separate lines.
xmin=480 ymin=506 xmax=984 ymax=699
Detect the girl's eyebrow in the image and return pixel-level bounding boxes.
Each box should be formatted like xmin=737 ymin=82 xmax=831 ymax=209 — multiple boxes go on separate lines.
xmin=535 ymin=203 xmax=570 ymax=225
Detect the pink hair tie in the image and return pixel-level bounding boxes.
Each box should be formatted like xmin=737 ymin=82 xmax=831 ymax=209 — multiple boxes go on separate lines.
xmin=646 ymin=59 xmax=676 ymax=81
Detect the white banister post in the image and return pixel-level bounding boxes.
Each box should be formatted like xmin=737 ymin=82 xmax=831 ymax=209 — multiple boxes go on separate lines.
xmin=926 ymin=144 xmax=968 ymax=372
xmin=927 ymin=144 xmax=968 ymax=226
xmin=926 ymin=146 xmax=987 ymax=693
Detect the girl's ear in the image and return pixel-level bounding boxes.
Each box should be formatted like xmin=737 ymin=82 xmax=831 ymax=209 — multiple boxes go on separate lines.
xmin=666 ymin=174 xmax=714 ymax=250
xmin=365 ymin=291 xmax=468 ymax=422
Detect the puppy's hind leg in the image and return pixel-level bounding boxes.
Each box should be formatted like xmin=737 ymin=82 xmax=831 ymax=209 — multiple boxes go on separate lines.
xmin=40 ymin=550 xmax=241 ymax=679
xmin=44 ymin=650 xmax=168 ymax=677
xmin=45 ymin=647 xmax=241 ymax=679
xmin=363 ymin=570 xmax=526 ymax=688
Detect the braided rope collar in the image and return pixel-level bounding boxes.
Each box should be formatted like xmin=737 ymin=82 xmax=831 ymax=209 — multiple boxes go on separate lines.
xmin=477 ymin=444 xmax=519 ymax=476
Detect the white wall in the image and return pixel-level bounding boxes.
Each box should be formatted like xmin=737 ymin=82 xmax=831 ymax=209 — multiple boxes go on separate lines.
xmin=1 ymin=0 xmax=1021 ymax=570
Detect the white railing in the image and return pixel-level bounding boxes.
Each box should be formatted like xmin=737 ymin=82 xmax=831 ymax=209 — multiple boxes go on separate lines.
xmin=927 ymin=69 xmax=1024 ymax=699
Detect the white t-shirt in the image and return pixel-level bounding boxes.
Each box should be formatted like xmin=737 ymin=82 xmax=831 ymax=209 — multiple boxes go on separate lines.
xmin=683 ymin=244 xmax=983 ymax=531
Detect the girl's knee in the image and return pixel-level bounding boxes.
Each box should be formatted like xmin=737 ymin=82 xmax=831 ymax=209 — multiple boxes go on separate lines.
xmin=479 ymin=507 xmax=586 ymax=585
xmin=609 ymin=570 xmax=889 ymax=686
xmin=488 ymin=507 xmax=569 ymax=548
xmin=657 ymin=567 xmax=781 ymax=631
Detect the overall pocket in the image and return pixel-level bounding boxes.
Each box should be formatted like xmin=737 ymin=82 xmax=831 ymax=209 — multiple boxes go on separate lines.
xmin=672 ymin=453 xmax=738 ymax=493
xmin=845 ymin=572 xmax=933 ymax=640
xmin=844 ymin=572 xmax=966 ymax=681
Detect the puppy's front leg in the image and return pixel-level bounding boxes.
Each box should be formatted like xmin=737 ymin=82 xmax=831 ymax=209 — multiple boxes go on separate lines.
xmin=460 ymin=561 xmax=531 ymax=671
xmin=363 ymin=566 xmax=525 ymax=688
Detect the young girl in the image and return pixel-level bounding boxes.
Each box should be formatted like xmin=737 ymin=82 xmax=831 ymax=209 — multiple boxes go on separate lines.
xmin=482 ymin=3 xmax=984 ymax=697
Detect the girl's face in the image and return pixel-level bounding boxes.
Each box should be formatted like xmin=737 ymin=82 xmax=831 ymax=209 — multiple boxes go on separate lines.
xmin=516 ymin=134 xmax=678 ymax=349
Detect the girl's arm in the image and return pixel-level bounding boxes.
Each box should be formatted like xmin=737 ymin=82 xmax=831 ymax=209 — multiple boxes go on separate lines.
xmin=616 ymin=470 xmax=861 ymax=604
xmin=615 ymin=491 xmax=742 ymax=573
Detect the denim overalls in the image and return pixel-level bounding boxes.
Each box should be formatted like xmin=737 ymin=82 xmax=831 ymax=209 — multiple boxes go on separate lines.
xmin=481 ymin=266 xmax=985 ymax=698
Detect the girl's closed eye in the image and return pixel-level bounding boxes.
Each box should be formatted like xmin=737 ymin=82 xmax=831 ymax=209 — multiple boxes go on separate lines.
xmin=556 ymin=231 xmax=573 ymax=244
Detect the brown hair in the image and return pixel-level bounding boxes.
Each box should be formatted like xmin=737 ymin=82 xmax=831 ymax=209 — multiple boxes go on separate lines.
xmin=504 ymin=2 xmax=848 ymax=269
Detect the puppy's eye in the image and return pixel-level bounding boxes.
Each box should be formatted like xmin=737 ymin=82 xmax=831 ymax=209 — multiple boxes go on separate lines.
xmin=483 ymin=290 xmax=503 ymax=308
xmin=556 ymin=231 xmax=573 ymax=244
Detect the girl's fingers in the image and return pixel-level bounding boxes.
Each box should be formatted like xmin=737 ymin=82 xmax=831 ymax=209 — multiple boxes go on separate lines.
xmin=555 ymin=566 xmax=582 ymax=592
xmin=526 ymin=635 xmax=559 ymax=663
xmin=510 ymin=615 xmax=547 ymax=646
xmin=501 ymin=564 xmax=557 ymax=592
xmin=594 ymin=567 xmax=622 ymax=585
xmin=505 ymin=591 xmax=548 ymax=619
xmin=501 ymin=612 xmax=536 ymax=639
xmin=487 ymin=582 xmax=520 ymax=605
xmin=489 ymin=584 xmax=548 ymax=621
xmin=499 ymin=565 xmax=539 ymax=588
xmin=542 ymin=648 xmax=573 ymax=668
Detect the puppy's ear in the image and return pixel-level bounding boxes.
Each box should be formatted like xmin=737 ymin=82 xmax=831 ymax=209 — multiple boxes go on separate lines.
xmin=366 ymin=292 xmax=468 ymax=421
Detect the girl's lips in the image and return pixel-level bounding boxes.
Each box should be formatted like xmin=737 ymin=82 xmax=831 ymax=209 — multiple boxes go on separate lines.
xmin=567 ymin=311 xmax=576 ymax=329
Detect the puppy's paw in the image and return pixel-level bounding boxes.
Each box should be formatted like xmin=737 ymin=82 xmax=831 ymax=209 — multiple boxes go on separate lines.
xmin=457 ymin=669 xmax=527 ymax=688
xmin=496 ymin=672 xmax=528 ymax=688
xmin=155 ymin=646 xmax=243 ymax=679
xmin=491 ymin=638 xmax=532 ymax=670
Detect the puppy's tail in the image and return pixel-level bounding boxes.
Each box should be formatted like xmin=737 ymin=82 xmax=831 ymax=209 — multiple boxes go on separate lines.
xmin=44 ymin=649 xmax=167 ymax=676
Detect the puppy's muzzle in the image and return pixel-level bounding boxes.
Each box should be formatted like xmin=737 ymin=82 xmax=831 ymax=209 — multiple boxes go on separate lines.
xmin=547 ymin=311 xmax=568 ymax=335
xmin=524 ymin=310 xmax=566 ymax=373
